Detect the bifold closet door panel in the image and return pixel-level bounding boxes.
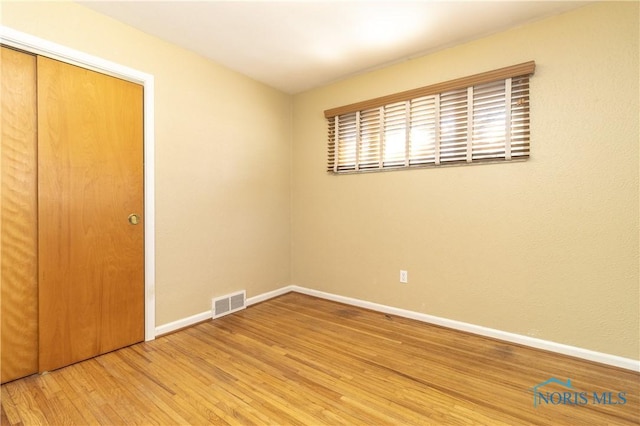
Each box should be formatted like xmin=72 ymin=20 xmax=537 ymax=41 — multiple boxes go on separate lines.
xmin=37 ymin=56 xmax=145 ymax=372
xmin=0 ymin=46 xmax=39 ymax=383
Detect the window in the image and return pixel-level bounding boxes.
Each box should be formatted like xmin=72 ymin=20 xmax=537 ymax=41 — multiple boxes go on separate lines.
xmin=325 ymin=61 xmax=535 ymax=173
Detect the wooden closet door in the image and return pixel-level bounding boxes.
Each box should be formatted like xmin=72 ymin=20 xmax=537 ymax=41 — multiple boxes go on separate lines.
xmin=37 ymin=56 xmax=145 ymax=372
xmin=1 ymin=47 xmax=39 ymax=383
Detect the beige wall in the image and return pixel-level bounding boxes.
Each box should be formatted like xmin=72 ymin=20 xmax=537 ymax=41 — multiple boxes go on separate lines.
xmin=1 ymin=1 xmax=292 ymax=325
xmin=292 ymin=2 xmax=639 ymax=359
xmin=2 ymin=1 xmax=638 ymax=360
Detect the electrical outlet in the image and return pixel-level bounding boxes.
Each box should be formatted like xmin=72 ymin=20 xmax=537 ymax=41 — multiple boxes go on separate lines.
xmin=400 ymin=270 xmax=408 ymax=283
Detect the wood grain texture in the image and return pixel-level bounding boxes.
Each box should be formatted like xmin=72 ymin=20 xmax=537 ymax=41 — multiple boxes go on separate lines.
xmin=37 ymin=56 xmax=144 ymax=372
xmin=2 ymin=293 xmax=639 ymax=425
xmin=1 ymin=46 xmax=39 ymax=384
xmin=324 ymin=61 xmax=535 ymax=118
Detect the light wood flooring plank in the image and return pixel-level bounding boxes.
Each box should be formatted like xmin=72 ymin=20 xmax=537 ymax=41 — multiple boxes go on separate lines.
xmin=1 ymin=292 xmax=638 ymax=425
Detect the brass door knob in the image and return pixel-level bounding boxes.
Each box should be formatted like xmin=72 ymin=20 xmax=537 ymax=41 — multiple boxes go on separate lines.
xmin=128 ymin=214 xmax=140 ymax=225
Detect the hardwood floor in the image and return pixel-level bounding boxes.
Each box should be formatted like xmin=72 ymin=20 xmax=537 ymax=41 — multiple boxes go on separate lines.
xmin=2 ymin=292 xmax=639 ymax=425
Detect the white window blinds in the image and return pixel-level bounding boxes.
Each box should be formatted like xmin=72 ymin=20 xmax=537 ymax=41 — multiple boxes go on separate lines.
xmin=326 ymin=61 xmax=535 ymax=173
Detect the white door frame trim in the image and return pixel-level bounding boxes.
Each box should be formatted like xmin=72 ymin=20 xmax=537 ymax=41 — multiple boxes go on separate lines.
xmin=1 ymin=26 xmax=156 ymax=341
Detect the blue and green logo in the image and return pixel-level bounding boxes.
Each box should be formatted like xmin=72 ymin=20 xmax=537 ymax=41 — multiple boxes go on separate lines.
xmin=531 ymin=378 xmax=627 ymax=407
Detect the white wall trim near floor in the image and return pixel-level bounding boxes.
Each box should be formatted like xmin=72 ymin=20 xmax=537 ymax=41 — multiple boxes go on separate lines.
xmin=0 ymin=26 xmax=157 ymax=342
xmin=154 ymin=286 xmax=293 ymax=336
xmin=154 ymin=311 xmax=212 ymax=337
xmin=289 ymin=286 xmax=640 ymax=373
xmin=156 ymin=285 xmax=640 ymax=372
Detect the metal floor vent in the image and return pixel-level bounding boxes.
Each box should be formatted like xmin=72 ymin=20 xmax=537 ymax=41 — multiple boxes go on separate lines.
xmin=212 ymin=290 xmax=246 ymax=319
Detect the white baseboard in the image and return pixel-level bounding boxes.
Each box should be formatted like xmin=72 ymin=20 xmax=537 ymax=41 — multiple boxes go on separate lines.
xmin=246 ymin=286 xmax=293 ymax=306
xmin=155 ymin=284 xmax=639 ymax=372
xmin=155 ymin=310 xmax=211 ymax=336
xmin=290 ymin=286 xmax=640 ymax=372
xmin=154 ymin=286 xmax=295 ymax=336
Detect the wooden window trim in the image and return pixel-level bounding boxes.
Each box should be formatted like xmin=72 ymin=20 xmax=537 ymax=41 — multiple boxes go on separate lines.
xmin=324 ymin=61 xmax=535 ymax=118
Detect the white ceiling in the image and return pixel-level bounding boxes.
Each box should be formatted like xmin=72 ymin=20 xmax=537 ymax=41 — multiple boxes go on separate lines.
xmin=79 ymin=1 xmax=590 ymax=94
